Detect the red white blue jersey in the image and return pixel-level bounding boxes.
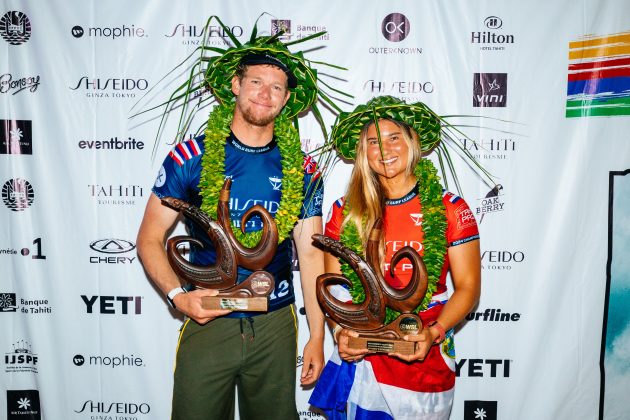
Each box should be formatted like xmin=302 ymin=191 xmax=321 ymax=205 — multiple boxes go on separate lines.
xmin=152 ymin=132 xmax=323 ymax=316
xmin=311 ymin=186 xmax=479 ymax=419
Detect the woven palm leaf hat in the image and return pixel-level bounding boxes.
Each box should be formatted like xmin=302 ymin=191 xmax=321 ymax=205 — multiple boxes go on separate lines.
xmin=330 ymin=95 xmax=494 ymax=189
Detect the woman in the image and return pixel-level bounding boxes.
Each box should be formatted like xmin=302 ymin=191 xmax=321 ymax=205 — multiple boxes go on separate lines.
xmin=310 ymin=96 xmax=482 ymax=420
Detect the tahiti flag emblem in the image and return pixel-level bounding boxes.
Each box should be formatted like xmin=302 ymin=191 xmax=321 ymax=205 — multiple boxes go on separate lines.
xmin=566 ymin=30 xmax=630 ymax=118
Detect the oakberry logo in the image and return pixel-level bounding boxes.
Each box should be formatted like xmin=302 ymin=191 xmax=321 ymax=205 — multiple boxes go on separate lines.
xmin=0 ymin=11 xmax=31 ymax=45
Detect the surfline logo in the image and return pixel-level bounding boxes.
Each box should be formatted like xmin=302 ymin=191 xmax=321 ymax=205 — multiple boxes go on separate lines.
xmin=566 ymin=30 xmax=630 ymax=118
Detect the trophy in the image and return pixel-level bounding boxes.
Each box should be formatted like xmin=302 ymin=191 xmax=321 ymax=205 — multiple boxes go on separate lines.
xmin=313 ymin=220 xmax=428 ymax=355
xmin=162 ymin=179 xmax=277 ymax=311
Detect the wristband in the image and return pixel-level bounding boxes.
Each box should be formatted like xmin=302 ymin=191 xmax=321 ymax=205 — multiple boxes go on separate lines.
xmin=166 ymin=284 xmax=195 ymax=309
xmin=427 ymin=321 xmax=446 ymax=345
xmin=331 ymin=324 xmax=342 ymax=343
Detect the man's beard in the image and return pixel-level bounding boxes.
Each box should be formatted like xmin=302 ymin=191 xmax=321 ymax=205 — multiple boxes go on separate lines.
xmin=241 ymin=104 xmax=280 ymax=127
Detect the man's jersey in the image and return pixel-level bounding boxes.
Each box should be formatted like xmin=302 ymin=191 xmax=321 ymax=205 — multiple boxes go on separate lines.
xmin=324 ymin=186 xmax=479 ymax=295
xmin=152 ymin=132 xmax=323 ymax=315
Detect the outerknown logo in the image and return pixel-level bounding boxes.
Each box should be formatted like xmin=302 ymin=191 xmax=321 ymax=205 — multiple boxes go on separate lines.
xmin=1 ymin=120 xmax=32 ymax=154
xmin=0 ymin=11 xmax=31 ymax=45
xmin=2 ymin=178 xmax=34 ymax=211
xmin=464 ymin=400 xmax=497 ymax=420
xmin=7 ymin=389 xmax=41 ymax=420
xmin=381 ymin=13 xmax=410 ymax=42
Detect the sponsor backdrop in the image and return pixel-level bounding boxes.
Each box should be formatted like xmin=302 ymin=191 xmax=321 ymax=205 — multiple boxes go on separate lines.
xmin=1 ymin=1 xmax=629 ymax=419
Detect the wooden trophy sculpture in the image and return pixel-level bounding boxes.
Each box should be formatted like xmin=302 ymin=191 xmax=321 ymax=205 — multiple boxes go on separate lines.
xmin=162 ymin=179 xmax=277 ymax=311
xmin=312 ymin=220 xmax=429 ymax=354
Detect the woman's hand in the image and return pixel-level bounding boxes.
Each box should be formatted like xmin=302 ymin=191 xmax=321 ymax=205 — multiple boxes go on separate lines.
xmin=336 ymin=328 xmax=370 ymax=363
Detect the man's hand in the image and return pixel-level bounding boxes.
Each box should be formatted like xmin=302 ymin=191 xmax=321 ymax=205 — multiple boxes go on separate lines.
xmin=389 ymin=327 xmax=435 ymax=362
xmin=300 ymin=337 xmax=324 ymax=385
xmin=172 ymin=288 xmax=231 ymax=324
xmin=337 ymin=328 xmax=370 ymax=363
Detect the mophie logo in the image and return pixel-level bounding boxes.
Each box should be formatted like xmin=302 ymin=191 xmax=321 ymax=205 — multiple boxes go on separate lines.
xmin=71 ymin=24 xmax=146 ymax=39
xmin=73 ymin=353 xmax=145 ymax=368
xmin=1 ymin=119 xmax=32 ymax=154
xmin=456 ymin=358 xmax=511 ymax=378
xmin=0 ymin=11 xmax=31 ymax=45
xmin=381 ymin=13 xmax=410 ymax=42
xmin=473 ymin=73 xmax=507 ymax=107
xmin=5 ymin=340 xmax=38 ymax=373
xmin=81 ymin=295 xmax=143 ymax=314
xmin=74 ymin=400 xmax=151 ymax=415
xmin=2 ymin=178 xmax=34 ymax=211
xmin=89 ymin=239 xmax=136 ymax=264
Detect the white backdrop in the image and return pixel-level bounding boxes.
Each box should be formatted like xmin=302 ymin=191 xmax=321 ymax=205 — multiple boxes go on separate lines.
xmin=1 ymin=1 xmax=630 ymax=419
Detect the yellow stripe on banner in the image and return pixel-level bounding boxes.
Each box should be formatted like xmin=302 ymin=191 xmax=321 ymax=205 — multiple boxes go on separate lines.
xmin=568 ymin=32 xmax=630 ymax=60
xmin=173 ymin=319 xmax=191 ymax=372
xmin=290 ymin=305 xmax=299 ymax=354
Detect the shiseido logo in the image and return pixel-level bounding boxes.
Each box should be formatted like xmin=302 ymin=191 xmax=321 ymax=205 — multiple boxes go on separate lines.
xmin=363 ymin=79 xmax=434 ymax=99
xmin=456 ymin=358 xmax=511 ymax=378
xmin=88 ymin=184 xmax=144 ymax=206
xmin=165 ymin=23 xmax=243 ymax=46
xmin=472 ymin=16 xmax=514 ymax=51
xmin=78 ymin=136 xmax=144 ymax=150
xmin=70 ymin=77 xmax=148 ymax=99
xmin=2 ymin=178 xmax=34 ymax=211
xmin=473 ymin=73 xmax=507 ymax=107
xmin=381 ymin=13 xmax=410 ymax=42
xmin=1 ymin=119 xmax=32 ymax=155
xmin=0 ymin=74 xmax=40 ymax=95
xmin=74 ymin=400 xmax=151 ymax=415
xmin=71 ymin=24 xmax=146 ymax=39
xmin=73 ymin=353 xmax=145 ymax=368
xmin=5 ymin=340 xmax=38 ymax=373
xmin=466 ymin=308 xmax=521 ymax=322
xmin=464 ymin=400 xmax=497 ymax=420
xmin=7 ymin=390 xmax=41 ymax=420
xmin=0 ymin=11 xmax=31 ymax=45
xmin=481 ymin=250 xmax=525 ymax=271
xmin=81 ymin=295 xmax=143 ymax=314
xmin=0 ymin=292 xmax=17 ymax=312
xmin=475 ymin=184 xmax=504 ymax=223
xmin=89 ymin=239 xmax=136 ymax=264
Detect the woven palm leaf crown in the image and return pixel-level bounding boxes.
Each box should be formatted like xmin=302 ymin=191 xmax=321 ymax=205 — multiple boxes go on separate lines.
xmin=332 ymin=96 xmax=442 ymax=160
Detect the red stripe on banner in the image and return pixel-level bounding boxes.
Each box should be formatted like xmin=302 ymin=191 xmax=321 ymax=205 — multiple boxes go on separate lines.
xmin=190 ymin=139 xmax=201 ymax=156
xmin=568 ymin=57 xmax=630 ymax=71
xmin=567 ymin=66 xmax=630 ymax=81
xmin=177 ymin=143 xmax=192 ymax=159
xmin=169 ymin=151 xmax=184 ymax=166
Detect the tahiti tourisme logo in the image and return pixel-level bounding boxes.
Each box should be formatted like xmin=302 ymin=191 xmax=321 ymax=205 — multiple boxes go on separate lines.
xmin=0 ymin=120 xmax=32 ymax=154
xmin=87 ymin=184 xmax=144 ymax=206
xmin=2 ymin=178 xmax=34 ymax=211
xmin=6 ymin=390 xmax=41 ymax=420
xmin=473 ymin=73 xmax=508 ymax=107
xmin=464 ymin=400 xmax=497 ymax=420
xmin=471 ymin=16 xmax=515 ymax=52
xmin=0 ymin=11 xmax=31 ymax=45
xmin=462 ymin=136 xmax=518 ymax=162
xmin=566 ymin=30 xmax=630 ymax=117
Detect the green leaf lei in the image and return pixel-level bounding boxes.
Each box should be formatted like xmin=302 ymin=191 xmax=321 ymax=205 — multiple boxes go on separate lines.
xmin=339 ymin=158 xmax=447 ymax=324
xmin=198 ymin=102 xmax=304 ymax=246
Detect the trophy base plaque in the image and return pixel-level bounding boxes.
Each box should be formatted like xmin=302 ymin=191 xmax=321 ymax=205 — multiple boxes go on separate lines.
xmin=348 ymin=336 xmax=416 ymax=355
xmin=200 ymin=271 xmax=274 ymax=312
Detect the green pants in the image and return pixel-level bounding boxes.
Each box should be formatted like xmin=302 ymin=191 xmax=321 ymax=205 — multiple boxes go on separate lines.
xmin=172 ymin=305 xmax=299 ymax=420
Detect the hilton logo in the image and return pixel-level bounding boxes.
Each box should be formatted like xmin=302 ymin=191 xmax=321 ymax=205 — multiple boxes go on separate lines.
xmin=473 ymin=73 xmax=507 ymax=107
xmin=471 ymin=16 xmax=515 ymax=52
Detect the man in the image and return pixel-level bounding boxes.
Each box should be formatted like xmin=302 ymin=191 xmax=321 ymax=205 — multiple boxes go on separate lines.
xmin=136 ymin=23 xmax=341 ymax=418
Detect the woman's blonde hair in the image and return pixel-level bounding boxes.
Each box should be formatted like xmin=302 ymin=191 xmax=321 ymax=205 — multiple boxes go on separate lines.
xmin=342 ymin=118 xmax=422 ymax=263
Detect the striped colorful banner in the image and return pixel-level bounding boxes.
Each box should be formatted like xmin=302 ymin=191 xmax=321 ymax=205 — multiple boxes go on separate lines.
xmin=566 ymin=30 xmax=630 ymax=118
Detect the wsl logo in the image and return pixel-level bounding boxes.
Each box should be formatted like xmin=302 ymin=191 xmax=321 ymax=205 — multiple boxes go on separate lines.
xmin=2 ymin=178 xmax=35 ymax=211
xmin=473 ymin=73 xmax=507 ymax=107
xmin=0 ymin=11 xmax=31 ymax=45
xmin=5 ymin=340 xmax=38 ymax=373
